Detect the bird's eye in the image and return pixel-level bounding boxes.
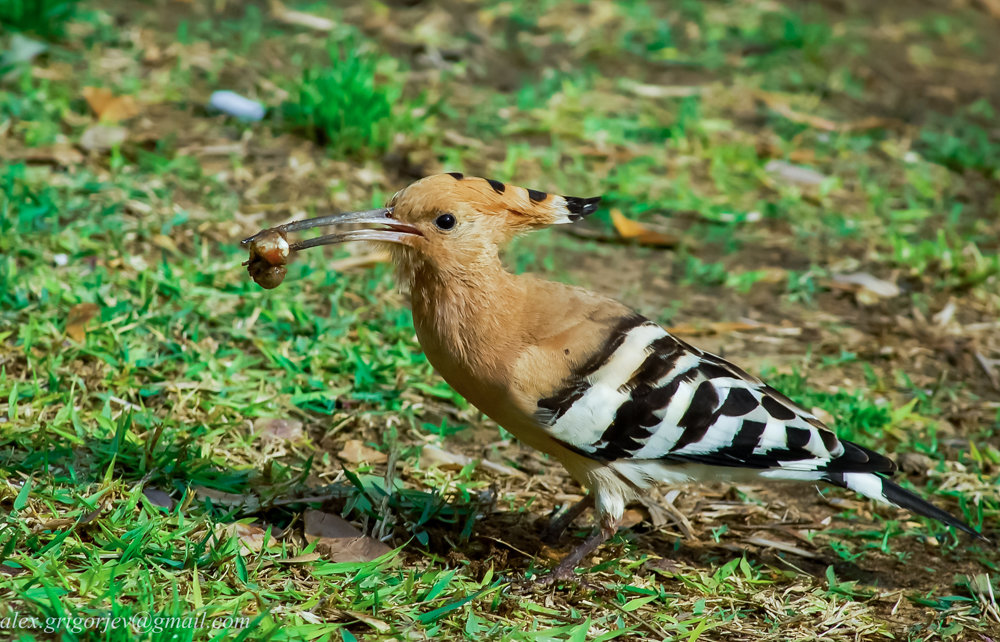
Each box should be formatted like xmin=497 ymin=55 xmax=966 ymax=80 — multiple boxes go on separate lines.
xmin=434 ymin=213 xmax=456 ymax=230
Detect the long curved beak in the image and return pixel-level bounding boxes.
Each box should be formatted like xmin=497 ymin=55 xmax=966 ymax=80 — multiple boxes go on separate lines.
xmin=240 ymin=207 xmax=422 ymax=251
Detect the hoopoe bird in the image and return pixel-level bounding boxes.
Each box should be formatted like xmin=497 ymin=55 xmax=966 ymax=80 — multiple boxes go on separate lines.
xmin=243 ymin=173 xmax=987 ymax=581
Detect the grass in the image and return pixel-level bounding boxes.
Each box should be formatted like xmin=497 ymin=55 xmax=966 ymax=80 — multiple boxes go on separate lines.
xmin=0 ymin=0 xmax=79 ymax=38
xmin=918 ymin=109 xmax=1000 ymax=177
xmin=1 ymin=0 xmax=999 ymax=639
xmin=279 ymin=38 xmax=410 ymax=157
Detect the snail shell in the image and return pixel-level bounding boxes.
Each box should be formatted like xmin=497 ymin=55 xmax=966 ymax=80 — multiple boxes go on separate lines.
xmin=245 ymin=229 xmax=290 ymax=289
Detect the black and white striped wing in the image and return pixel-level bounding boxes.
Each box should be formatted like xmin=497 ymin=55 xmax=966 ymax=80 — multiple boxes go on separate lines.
xmin=535 ymin=315 xmax=894 ymax=475
xmin=534 ymin=314 xmax=985 ymax=539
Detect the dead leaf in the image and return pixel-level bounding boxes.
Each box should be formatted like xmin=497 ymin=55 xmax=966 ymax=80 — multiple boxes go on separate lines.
xmin=78 ymin=509 xmax=102 ymax=525
xmin=194 ymin=486 xmax=260 ymax=511
xmin=419 ymin=445 xmax=523 ymax=477
xmin=338 ymin=439 xmax=387 ymax=464
xmin=756 ymin=92 xmax=904 ymax=133
xmin=36 ymin=517 xmax=75 ymax=532
xmin=744 ymin=536 xmax=819 ymax=559
xmin=420 ymin=444 xmax=471 ymax=471
xmin=976 ymin=0 xmax=1000 ymax=20
xmin=933 ymin=301 xmax=957 ymax=326
xmin=66 ymin=303 xmax=100 ymax=342
xmin=974 ymin=351 xmax=1000 ymax=390
xmin=313 ymin=537 xmax=392 ymax=562
xmin=277 ymin=552 xmax=322 ymax=564
xmin=303 ymin=510 xmax=392 ymax=563
xmin=0 ymin=562 xmax=29 ymax=577
xmin=2 ymin=144 xmax=83 ymax=166
xmin=304 ymin=510 xmax=363 ymax=539
xmin=619 ymin=508 xmax=645 ymax=529
xmin=756 ymin=140 xmax=816 ymax=164
xmin=897 ymin=452 xmax=934 ymax=476
xmin=338 ymin=610 xmax=391 ymax=633
xmin=620 ymin=80 xmax=703 ymax=99
xmin=150 ymin=234 xmax=180 ymax=255
xmin=216 ymin=521 xmax=274 ymax=555
xmin=610 ymin=209 xmax=678 ymax=247
xmin=811 ymin=406 xmax=835 ymax=426
xmin=254 ymin=417 xmax=304 ymax=442
xmin=765 ymin=160 xmax=827 ymax=187
xmin=269 ymin=0 xmax=335 ymax=31
xmin=831 ymin=272 xmax=901 ymax=305
xmin=143 ymin=487 xmax=175 ymax=510
xmin=82 ymin=87 xmax=140 ymax=123
xmin=79 ymin=124 xmax=128 ymax=151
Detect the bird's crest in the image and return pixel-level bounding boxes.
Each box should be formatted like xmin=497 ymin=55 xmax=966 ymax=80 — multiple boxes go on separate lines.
xmin=393 ymin=173 xmax=601 ymax=229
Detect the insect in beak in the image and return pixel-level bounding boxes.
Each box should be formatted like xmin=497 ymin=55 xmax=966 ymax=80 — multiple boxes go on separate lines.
xmin=240 ymin=207 xmax=422 ymax=288
xmin=240 ymin=207 xmax=422 ymax=252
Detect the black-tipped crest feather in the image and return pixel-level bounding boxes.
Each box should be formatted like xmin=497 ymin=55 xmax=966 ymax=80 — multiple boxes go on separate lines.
xmin=564 ymin=196 xmax=602 ymax=221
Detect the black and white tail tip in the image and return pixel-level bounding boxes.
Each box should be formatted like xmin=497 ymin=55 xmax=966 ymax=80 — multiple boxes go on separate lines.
xmin=826 ymin=471 xmax=989 ymax=541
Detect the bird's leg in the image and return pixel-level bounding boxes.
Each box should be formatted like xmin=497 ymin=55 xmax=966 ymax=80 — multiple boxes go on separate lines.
xmin=541 ymin=495 xmax=594 ymax=543
xmin=541 ymin=516 xmax=619 ymax=584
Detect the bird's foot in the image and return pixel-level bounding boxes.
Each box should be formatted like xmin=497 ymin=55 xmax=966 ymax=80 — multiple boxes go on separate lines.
xmin=535 ymin=562 xmax=580 ymax=588
xmin=534 ymin=522 xmax=616 ymax=588
xmin=540 ymin=495 xmax=594 ymax=544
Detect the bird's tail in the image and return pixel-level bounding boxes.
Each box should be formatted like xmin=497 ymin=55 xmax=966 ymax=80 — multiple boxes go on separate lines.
xmin=824 ymin=471 xmax=988 ymax=541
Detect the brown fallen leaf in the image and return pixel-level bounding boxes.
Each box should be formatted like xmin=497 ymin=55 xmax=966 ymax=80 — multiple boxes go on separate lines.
xmin=150 ymin=234 xmax=180 ymax=255
xmin=2 ymin=144 xmax=84 ymax=166
xmin=829 ymin=272 xmax=901 ymax=305
xmin=142 ymin=487 xmax=175 ymax=510
xmin=194 ymin=486 xmax=260 ymax=511
xmin=276 ymin=552 xmax=322 ymax=564
xmin=977 ymin=0 xmax=1000 ymax=20
xmin=765 ymin=160 xmax=827 ymax=187
xmin=304 ymin=510 xmax=364 ymax=539
xmin=419 ymin=445 xmax=467 ymax=472
xmin=82 ymin=87 xmax=140 ymax=123
xmin=755 ymin=140 xmax=816 ymax=164
xmin=269 ymin=0 xmax=335 ymax=31
xmin=254 ymin=417 xmax=305 ymax=442
xmin=338 ymin=439 xmax=387 ymax=464
xmin=303 ymin=510 xmax=392 ymax=563
xmin=744 ymin=536 xmax=819 ymax=559
xmin=0 ymin=566 xmax=28 ymax=577
xmin=36 ymin=517 xmax=76 ymax=532
xmin=610 ymin=209 xmax=678 ymax=247
xmin=337 ymin=610 xmax=391 ymax=634
xmin=79 ymin=124 xmax=128 ymax=151
xmin=756 ymin=91 xmax=904 ymax=133
xmin=897 ymin=452 xmax=934 ymax=476
xmin=66 ymin=303 xmax=100 ymax=342
xmin=620 ymin=79 xmax=704 ymax=99
xmin=216 ymin=521 xmax=275 ymax=555
xmin=973 ymin=351 xmax=1000 ymax=390
xmin=619 ymin=508 xmax=645 ymax=529
xmin=419 ymin=444 xmax=523 ymax=477
xmin=811 ymin=406 xmax=835 ymax=426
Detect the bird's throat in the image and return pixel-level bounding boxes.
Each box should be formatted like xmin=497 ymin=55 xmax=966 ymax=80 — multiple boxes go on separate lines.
xmin=408 ymin=259 xmax=525 ymax=398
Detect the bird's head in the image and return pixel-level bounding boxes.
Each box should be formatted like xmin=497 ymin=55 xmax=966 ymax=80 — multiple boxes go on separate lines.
xmin=243 ymin=173 xmax=600 ymax=282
